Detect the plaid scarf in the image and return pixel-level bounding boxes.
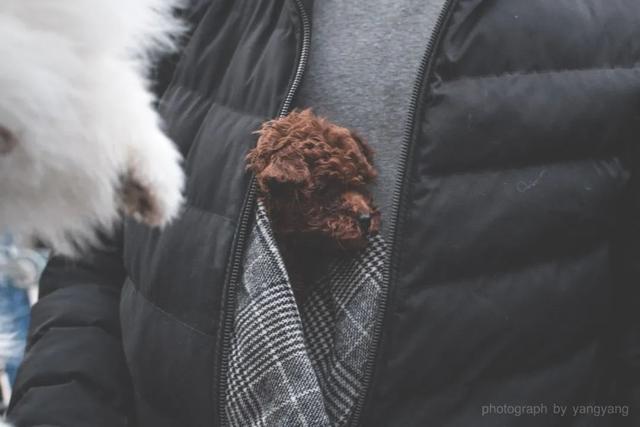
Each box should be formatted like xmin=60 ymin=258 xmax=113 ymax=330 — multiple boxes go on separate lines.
xmin=224 ymin=203 xmax=387 ymax=426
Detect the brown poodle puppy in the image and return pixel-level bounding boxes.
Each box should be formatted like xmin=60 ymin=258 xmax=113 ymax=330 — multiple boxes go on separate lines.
xmin=247 ymin=109 xmax=381 ymax=298
xmin=247 ymin=109 xmax=380 ymax=248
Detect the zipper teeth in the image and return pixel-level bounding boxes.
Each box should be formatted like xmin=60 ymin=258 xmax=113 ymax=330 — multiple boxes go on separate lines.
xmin=217 ymin=0 xmax=311 ymax=424
xmin=349 ymin=0 xmax=456 ymax=425
xmin=216 ymin=192 xmax=255 ymax=426
xmin=279 ymin=0 xmax=311 ymax=119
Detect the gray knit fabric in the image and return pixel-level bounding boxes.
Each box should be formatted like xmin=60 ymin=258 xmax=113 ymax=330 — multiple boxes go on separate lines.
xmin=297 ymin=0 xmax=446 ymax=237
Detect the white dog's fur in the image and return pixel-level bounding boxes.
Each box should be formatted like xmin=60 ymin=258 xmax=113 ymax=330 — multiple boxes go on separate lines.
xmin=0 ymin=0 xmax=186 ymax=256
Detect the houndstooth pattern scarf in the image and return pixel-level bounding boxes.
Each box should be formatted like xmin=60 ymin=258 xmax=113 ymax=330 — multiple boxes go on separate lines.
xmin=224 ymin=203 xmax=387 ymax=426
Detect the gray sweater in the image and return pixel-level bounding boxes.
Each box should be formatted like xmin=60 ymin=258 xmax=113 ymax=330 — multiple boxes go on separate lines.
xmin=297 ymin=0 xmax=446 ymax=237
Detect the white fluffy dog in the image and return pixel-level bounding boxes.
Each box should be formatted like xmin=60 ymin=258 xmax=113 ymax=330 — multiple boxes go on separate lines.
xmin=0 ymin=0 xmax=186 ymax=256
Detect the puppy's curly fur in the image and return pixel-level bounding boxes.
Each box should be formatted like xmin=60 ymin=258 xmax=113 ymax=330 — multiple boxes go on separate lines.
xmin=248 ymin=109 xmax=381 ymax=249
xmin=247 ymin=109 xmax=381 ymax=298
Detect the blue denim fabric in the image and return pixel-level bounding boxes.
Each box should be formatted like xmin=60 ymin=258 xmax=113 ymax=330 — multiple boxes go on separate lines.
xmin=0 ymin=282 xmax=29 ymax=385
xmin=0 ymin=234 xmax=47 ymax=386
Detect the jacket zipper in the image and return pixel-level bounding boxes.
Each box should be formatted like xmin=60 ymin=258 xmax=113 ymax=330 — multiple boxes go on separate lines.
xmin=216 ymin=0 xmax=311 ymax=424
xmin=349 ymin=0 xmax=457 ymax=425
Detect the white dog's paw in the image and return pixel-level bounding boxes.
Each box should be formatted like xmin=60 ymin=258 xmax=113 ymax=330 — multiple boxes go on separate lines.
xmin=122 ymin=131 xmax=184 ymax=228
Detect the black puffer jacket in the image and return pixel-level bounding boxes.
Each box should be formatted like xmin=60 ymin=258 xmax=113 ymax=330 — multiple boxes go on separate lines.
xmin=9 ymin=1 xmax=640 ymax=426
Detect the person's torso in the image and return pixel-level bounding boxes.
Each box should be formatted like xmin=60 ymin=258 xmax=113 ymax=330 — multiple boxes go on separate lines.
xmin=120 ymin=1 xmax=640 ymax=425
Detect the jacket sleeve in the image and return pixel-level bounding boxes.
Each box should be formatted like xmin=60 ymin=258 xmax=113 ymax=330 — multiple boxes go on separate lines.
xmin=611 ymin=144 xmax=640 ymax=425
xmin=6 ymin=231 xmax=133 ymax=427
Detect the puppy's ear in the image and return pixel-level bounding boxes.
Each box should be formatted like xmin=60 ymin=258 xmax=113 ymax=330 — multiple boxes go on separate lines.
xmin=256 ymin=155 xmax=310 ymax=195
xmin=0 ymin=126 xmax=18 ymax=155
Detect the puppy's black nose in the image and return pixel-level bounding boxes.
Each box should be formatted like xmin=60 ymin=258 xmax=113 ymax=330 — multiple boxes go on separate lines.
xmin=358 ymin=213 xmax=372 ymax=233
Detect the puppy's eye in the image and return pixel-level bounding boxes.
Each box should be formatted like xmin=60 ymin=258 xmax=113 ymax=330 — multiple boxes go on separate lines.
xmin=266 ymin=179 xmax=294 ymax=195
